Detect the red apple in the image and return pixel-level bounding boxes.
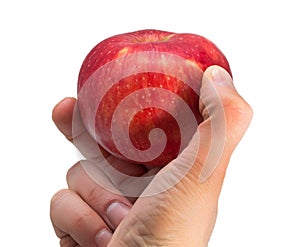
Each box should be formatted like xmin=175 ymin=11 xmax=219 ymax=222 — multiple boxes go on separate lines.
xmin=77 ymin=29 xmax=231 ymax=166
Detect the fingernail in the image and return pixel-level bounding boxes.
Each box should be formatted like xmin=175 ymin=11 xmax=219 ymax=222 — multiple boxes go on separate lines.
xmin=106 ymin=202 xmax=130 ymax=229
xmin=95 ymin=228 xmax=112 ymax=247
xmin=211 ymin=66 xmax=234 ymax=89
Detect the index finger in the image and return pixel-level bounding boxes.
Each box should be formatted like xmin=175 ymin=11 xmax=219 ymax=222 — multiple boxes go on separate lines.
xmin=52 ymin=97 xmax=148 ymax=177
xmin=52 ymin=97 xmax=105 ymax=161
xmin=52 ymin=97 xmax=77 ymax=141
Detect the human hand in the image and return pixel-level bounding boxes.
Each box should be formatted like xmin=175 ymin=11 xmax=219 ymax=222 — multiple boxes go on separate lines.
xmin=50 ymin=65 xmax=252 ymax=247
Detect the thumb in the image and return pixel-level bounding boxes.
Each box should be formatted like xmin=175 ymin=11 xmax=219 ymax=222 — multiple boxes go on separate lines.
xmin=137 ymin=65 xmax=252 ymax=196
xmin=196 ymin=65 xmax=253 ymax=182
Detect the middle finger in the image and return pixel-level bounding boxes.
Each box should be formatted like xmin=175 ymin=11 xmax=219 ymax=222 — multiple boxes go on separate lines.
xmin=67 ymin=160 xmax=134 ymax=230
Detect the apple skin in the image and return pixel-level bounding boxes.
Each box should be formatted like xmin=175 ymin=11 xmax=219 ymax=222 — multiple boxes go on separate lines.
xmin=77 ymin=29 xmax=231 ymax=166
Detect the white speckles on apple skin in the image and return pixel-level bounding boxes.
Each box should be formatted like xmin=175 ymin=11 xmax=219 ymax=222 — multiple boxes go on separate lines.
xmin=77 ymin=29 xmax=231 ymax=166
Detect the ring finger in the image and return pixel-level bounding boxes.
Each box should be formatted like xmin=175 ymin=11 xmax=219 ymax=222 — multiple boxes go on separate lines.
xmin=50 ymin=189 xmax=112 ymax=247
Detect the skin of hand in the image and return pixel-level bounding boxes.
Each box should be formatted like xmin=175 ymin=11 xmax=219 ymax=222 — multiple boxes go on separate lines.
xmin=50 ymin=65 xmax=253 ymax=247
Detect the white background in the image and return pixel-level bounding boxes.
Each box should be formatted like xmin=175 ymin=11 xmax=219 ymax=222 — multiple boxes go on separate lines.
xmin=1 ymin=0 xmax=299 ymax=246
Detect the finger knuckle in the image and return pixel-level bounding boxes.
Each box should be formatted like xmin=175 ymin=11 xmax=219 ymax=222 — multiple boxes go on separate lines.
xmin=60 ymin=235 xmax=77 ymax=247
xmin=86 ymin=185 xmax=107 ymax=208
xmin=50 ymin=189 xmax=70 ymax=218
xmin=224 ymin=95 xmax=253 ymax=125
xmin=66 ymin=161 xmax=82 ymax=185
xmin=222 ymin=95 xmax=253 ymax=146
